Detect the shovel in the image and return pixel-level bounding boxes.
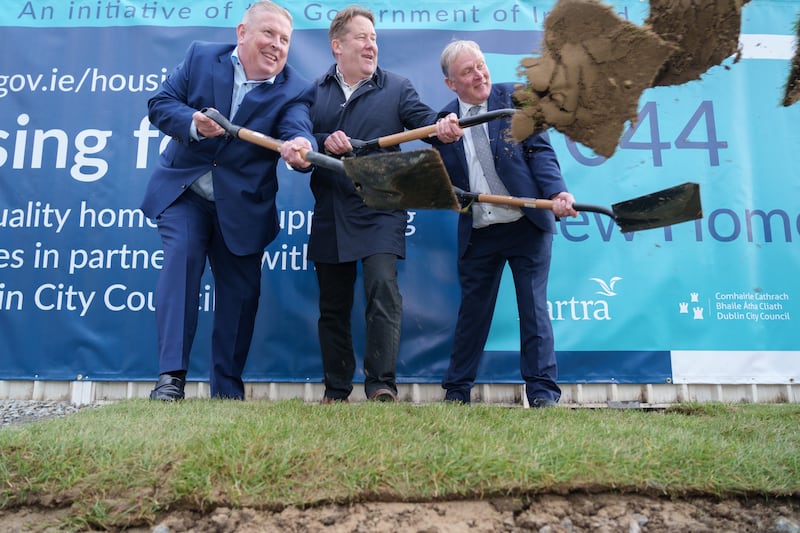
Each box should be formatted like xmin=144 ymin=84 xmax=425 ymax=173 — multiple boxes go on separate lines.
xmin=453 ymin=182 xmax=702 ymax=232
xmin=201 ymin=108 xmax=460 ymax=211
xmin=343 ymin=109 xmax=702 ymax=231
xmin=348 ymin=108 xmax=517 ymax=150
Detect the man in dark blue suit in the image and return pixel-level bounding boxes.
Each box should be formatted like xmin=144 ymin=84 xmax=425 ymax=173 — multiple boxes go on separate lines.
xmin=434 ymin=40 xmax=578 ymax=407
xmin=307 ymin=6 xmax=461 ymax=404
xmin=141 ymin=1 xmax=315 ymax=400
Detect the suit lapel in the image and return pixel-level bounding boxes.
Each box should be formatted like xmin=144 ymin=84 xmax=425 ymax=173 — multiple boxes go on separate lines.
xmin=234 ymin=70 xmax=285 ymax=125
xmin=232 ymin=83 xmax=265 ymax=125
xmin=213 ymin=52 xmax=234 ymax=119
xmin=486 ymin=91 xmax=502 ymax=157
xmin=447 ymin=103 xmax=470 ymax=190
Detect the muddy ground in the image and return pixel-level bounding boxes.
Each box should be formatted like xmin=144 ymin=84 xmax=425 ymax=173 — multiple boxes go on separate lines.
xmin=3 ymin=493 xmax=800 ymax=532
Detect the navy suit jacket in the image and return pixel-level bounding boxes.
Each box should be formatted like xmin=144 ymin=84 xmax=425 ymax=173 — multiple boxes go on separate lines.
xmin=141 ymin=41 xmax=315 ymax=256
xmin=435 ymin=83 xmax=568 ymax=258
xmin=307 ymin=65 xmax=439 ymax=263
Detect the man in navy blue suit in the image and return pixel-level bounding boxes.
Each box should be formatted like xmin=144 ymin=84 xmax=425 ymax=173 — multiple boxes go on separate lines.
xmin=141 ymin=1 xmax=315 ymax=400
xmin=434 ymin=40 xmax=578 ymax=407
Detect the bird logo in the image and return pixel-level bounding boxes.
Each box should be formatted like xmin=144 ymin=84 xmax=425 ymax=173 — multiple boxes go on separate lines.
xmin=590 ymin=277 xmax=622 ymax=296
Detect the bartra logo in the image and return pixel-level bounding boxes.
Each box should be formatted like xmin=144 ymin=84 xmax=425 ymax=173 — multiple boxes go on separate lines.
xmin=548 ymin=277 xmax=619 ymax=321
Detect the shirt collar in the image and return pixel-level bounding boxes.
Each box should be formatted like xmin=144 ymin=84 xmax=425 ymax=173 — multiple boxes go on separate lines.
xmin=335 ymin=66 xmax=372 ymax=91
xmin=458 ymin=99 xmax=486 ymax=116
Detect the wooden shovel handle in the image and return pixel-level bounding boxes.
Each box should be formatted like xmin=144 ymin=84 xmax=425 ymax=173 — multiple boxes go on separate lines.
xmin=351 ymin=108 xmax=517 ymax=149
xmin=474 ymin=192 xmax=554 ymax=210
xmin=455 ymin=188 xmax=613 ymax=218
xmin=373 ymin=126 xmax=439 ymax=148
xmin=237 ymin=125 xmax=287 ymax=153
xmin=201 ymin=108 xmax=345 ymax=174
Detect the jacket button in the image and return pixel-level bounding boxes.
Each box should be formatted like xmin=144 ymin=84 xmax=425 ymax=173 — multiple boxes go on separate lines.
xmin=212 ymin=160 xmax=217 ymax=167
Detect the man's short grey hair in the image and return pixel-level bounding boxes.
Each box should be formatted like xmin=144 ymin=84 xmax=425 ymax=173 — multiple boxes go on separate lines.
xmin=242 ymin=0 xmax=293 ymax=26
xmin=440 ymin=40 xmax=483 ymax=78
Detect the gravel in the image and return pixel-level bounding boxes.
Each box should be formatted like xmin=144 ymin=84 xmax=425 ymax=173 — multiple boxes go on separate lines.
xmin=0 ymin=400 xmax=90 ymax=429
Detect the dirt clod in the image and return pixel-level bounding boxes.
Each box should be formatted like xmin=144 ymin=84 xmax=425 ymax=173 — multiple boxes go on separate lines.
xmin=783 ymin=13 xmax=800 ymax=106
xmin=513 ymin=0 xmax=751 ymax=158
xmin=647 ymin=0 xmax=749 ymax=87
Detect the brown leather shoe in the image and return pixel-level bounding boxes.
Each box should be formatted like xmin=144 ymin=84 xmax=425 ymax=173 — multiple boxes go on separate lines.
xmin=320 ymin=396 xmax=349 ymax=405
xmin=368 ymin=388 xmax=397 ymax=402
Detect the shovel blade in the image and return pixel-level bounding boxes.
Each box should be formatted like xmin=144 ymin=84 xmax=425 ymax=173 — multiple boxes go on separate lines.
xmin=611 ymin=182 xmax=702 ymax=232
xmin=343 ymin=149 xmax=460 ymax=210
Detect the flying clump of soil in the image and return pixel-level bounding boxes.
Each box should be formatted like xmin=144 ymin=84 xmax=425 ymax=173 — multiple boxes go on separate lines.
xmin=512 ymin=0 xmax=750 ymax=157
xmin=647 ymin=0 xmax=749 ymax=86
xmin=783 ymin=13 xmax=800 ymax=106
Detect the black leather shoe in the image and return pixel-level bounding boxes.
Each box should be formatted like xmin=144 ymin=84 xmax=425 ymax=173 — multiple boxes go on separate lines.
xmin=149 ymin=374 xmax=185 ymax=401
xmin=443 ymin=396 xmax=469 ymax=405
xmin=530 ymin=397 xmax=557 ymax=408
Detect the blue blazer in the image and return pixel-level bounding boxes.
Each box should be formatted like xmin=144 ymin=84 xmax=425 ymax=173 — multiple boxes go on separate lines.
xmin=141 ymin=41 xmax=315 ymax=256
xmin=435 ymin=83 xmax=568 ymax=258
xmin=307 ymin=65 xmax=439 ymax=263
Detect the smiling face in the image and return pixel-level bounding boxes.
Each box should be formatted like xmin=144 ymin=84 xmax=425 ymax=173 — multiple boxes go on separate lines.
xmin=332 ymin=14 xmax=378 ymax=85
xmin=444 ymin=47 xmax=492 ymax=105
xmin=236 ymin=7 xmax=292 ymax=80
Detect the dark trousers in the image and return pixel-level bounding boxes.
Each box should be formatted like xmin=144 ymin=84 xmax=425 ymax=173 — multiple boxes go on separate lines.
xmin=154 ymin=191 xmax=261 ymax=399
xmin=315 ymin=253 xmax=401 ymax=399
xmin=443 ymin=217 xmax=560 ymax=404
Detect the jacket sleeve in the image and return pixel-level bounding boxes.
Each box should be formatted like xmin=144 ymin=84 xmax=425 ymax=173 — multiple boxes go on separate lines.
xmin=275 ymin=74 xmax=318 ymax=151
xmin=397 ymin=76 xmax=438 ymax=131
xmin=147 ymin=41 xmax=200 ymax=144
xmin=524 ymin=130 xmax=568 ymax=199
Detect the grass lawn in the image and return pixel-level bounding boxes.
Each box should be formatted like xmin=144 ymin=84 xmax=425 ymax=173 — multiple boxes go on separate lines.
xmin=1 ymin=400 xmax=798 ymax=529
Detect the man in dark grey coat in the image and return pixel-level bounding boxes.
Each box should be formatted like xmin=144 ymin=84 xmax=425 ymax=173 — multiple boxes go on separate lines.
xmin=308 ymin=5 xmax=460 ymax=403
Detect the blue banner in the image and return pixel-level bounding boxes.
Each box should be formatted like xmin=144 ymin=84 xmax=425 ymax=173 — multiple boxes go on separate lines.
xmin=1 ymin=1 xmax=799 ymax=386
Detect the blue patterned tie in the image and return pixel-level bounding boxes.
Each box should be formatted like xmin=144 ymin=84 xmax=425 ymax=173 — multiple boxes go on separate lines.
xmin=468 ymin=105 xmax=509 ymax=195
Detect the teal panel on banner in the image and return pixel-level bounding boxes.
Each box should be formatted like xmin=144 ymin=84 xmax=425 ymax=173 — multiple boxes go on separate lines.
xmin=1 ymin=0 xmax=646 ymax=29
xmin=1 ymin=1 xmax=799 ymax=386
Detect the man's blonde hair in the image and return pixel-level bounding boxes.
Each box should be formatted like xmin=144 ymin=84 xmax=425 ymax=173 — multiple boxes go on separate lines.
xmin=242 ymin=0 xmax=293 ymax=26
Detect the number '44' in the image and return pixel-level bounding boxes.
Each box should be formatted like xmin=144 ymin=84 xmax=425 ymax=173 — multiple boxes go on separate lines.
xmin=619 ymin=101 xmax=728 ymax=166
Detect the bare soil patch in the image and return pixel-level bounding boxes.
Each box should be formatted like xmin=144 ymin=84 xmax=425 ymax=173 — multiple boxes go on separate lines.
xmin=3 ymin=493 xmax=799 ymax=532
